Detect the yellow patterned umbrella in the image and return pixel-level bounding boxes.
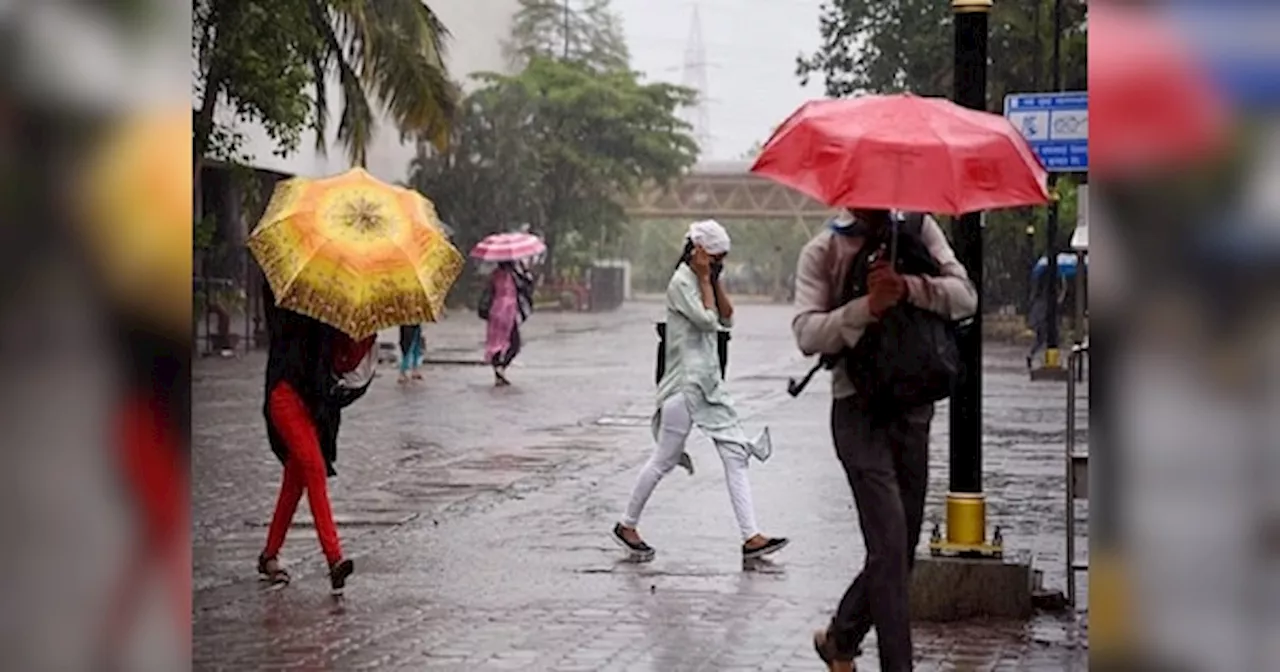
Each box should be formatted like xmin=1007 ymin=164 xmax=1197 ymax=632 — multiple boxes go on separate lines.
xmin=248 ymin=167 xmax=463 ymax=339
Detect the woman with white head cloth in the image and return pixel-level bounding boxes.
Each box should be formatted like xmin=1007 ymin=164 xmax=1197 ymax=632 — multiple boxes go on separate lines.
xmin=612 ymin=220 xmax=788 ymax=562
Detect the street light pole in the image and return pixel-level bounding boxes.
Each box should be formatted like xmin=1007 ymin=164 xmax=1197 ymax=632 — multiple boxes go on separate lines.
xmin=942 ymin=0 xmax=995 ymax=555
xmin=1043 ymin=0 xmax=1064 ymax=368
xmin=1025 ymin=222 xmax=1036 ymax=317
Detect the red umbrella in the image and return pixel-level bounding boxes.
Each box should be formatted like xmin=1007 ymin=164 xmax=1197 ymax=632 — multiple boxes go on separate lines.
xmin=469 ymin=232 xmax=547 ymax=263
xmin=1089 ymin=3 xmax=1230 ymax=177
xmin=750 ymin=93 xmax=1050 ymax=215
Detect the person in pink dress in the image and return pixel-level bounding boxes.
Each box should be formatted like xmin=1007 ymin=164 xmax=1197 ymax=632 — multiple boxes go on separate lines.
xmin=484 ymin=261 xmax=534 ymax=386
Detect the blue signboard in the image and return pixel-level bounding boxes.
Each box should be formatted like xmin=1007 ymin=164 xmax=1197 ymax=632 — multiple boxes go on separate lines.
xmin=1164 ymin=2 xmax=1280 ymax=109
xmin=1003 ymin=92 xmax=1088 ymax=173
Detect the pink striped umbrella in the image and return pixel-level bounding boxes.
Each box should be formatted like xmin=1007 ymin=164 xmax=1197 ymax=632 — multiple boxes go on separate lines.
xmin=469 ymin=232 xmax=546 ymax=263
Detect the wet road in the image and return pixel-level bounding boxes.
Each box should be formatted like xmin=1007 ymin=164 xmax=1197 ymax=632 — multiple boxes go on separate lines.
xmin=193 ymin=302 xmax=1088 ymax=670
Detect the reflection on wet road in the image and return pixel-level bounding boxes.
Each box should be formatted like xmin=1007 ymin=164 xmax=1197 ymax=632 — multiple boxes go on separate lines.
xmin=194 ymin=302 xmax=1087 ymax=670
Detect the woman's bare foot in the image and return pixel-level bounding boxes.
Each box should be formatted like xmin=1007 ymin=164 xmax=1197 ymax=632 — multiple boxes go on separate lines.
xmin=619 ymin=525 xmax=643 ymax=544
xmin=411 ymin=370 xmax=424 ymax=380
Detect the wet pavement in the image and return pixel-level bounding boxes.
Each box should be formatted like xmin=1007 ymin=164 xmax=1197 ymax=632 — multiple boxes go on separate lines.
xmin=193 ymin=302 xmax=1089 ymax=670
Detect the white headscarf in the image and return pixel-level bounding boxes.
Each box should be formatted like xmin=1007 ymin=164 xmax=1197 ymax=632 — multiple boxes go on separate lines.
xmin=687 ymin=219 xmax=731 ymax=255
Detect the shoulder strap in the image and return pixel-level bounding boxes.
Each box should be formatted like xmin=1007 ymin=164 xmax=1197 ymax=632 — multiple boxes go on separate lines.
xmin=900 ymin=212 xmax=926 ymax=238
xmin=893 ymin=214 xmax=942 ymax=277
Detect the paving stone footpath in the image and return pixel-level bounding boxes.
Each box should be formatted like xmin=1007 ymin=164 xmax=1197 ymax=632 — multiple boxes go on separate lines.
xmin=194 ymin=302 xmax=1088 ymax=670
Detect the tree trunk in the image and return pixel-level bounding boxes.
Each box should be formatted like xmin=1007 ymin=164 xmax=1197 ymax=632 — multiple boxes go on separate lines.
xmin=192 ymin=1 xmax=226 ymax=226
xmin=543 ymin=227 xmax=558 ymax=282
xmin=193 ymin=64 xmax=224 ymax=219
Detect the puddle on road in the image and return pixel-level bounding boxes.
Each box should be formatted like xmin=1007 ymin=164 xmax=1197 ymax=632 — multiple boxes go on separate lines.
xmin=573 ymin=563 xmax=786 ymax=577
xmin=524 ymin=441 xmax=612 ymax=453
xmin=553 ymin=325 xmax=604 ymax=335
xmin=451 ymin=453 xmax=554 ymax=471
xmin=574 ymin=567 xmax=736 ymax=578
xmin=734 ymin=373 xmax=799 ymax=383
xmin=245 ymin=512 xmax=419 ymax=528
xmin=593 ymin=415 xmax=651 ymax=427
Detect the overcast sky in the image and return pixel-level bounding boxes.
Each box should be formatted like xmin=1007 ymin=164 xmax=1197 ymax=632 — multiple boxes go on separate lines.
xmin=612 ymin=0 xmax=829 ymax=161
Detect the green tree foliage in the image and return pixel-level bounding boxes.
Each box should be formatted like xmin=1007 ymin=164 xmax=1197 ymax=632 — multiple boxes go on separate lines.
xmin=795 ymin=0 xmax=1087 ymax=106
xmin=411 ymin=56 xmax=699 ymax=282
xmin=795 ymin=0 xmax=1089 ymax=313
xmin=193 ymin=0 xmax=459 ymax=169
xmin=410 ymin=2 xmax=694 ymax=286
xmin=505 ymin=0 xmax=631 ymax=72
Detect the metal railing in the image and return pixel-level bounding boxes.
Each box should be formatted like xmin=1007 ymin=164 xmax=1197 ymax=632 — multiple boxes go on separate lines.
xmin=1065 ymin=339 xmax=1089 ymax=607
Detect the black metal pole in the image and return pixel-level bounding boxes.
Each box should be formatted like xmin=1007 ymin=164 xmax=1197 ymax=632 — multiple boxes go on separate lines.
xmin=950 ymin=0 xmax=989 ymax=498
xmin=1044 ymin=0 xmax=1063 ymax=356
xmin=1025 ymin=221 xmax=1036 ymax=316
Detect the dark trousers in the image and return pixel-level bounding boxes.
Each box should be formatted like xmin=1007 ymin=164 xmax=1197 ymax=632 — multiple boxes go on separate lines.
xmin=828 ymin=396 xmax=933 ymax=671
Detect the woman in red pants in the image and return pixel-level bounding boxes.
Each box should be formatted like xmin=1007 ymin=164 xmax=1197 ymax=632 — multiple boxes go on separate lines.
xmin=257 ymin=281 xmax=376 ymax=595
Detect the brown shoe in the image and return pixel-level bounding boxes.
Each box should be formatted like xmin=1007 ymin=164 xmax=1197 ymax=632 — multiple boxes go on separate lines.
xmin=813 ymin=629 xmax=855 ymax=672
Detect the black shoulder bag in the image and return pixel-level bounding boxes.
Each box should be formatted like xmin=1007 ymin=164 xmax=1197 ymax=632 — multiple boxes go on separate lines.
xmin=788 ymin=216 xmax=961 ymax=414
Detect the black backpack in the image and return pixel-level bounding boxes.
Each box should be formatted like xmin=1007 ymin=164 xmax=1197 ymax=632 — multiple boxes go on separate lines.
xmin=788 ymin=215 xmax=962 ymax=414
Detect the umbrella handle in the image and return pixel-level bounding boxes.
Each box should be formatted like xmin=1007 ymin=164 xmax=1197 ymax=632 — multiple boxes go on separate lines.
xmin=890 ymin=218 xmax=900 ymax=270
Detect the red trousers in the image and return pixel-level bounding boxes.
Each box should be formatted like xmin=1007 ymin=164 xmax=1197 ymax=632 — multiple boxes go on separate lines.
xmin=101 ymin=395 xmax=190 ymax=661
xmin=263 ymin=382 xmax=342 ymax=565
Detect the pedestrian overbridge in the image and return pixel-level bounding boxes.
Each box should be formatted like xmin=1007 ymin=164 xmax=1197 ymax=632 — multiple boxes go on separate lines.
xmin=624 ymin=160 xmax=836 ymax=228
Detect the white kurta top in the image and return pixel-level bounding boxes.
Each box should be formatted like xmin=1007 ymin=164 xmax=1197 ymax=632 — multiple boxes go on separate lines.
xmin=653 ymin=265 xmax=771 ymax=462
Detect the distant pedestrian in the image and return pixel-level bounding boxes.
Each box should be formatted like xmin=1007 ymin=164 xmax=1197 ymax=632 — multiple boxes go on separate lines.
xmin=612 ymin=220 xmax=787 ymax=563
xmin=257 ymin=281 xmax=376 ymax=596
xmin=793 ymin=209 xmax=977 ymax=671
xmin=398 ymin=323 xmax=423 ymax=383
xmin=484 ymin=261 xmax=534 ymax=386
xmin=1026 ymin=266 xmax=1067 ymax=369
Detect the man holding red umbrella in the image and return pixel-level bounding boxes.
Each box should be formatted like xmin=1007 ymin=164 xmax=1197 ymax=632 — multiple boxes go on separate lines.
xmin=753 ymin=94 xmax=1048 ymax=671
xmin=794 ymin=208 xmax=977 ymax=671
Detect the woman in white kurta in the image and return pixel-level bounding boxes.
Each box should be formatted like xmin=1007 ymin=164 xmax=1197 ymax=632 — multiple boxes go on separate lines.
xmin=612 ymin=220 xmax=788 ymax=561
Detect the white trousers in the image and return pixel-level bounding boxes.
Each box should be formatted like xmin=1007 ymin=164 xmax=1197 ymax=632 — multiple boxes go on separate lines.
xmin=621 ymin=393 xmax=761 ymax=541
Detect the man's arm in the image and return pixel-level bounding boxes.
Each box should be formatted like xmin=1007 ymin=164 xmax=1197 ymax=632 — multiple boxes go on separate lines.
xmin=903 ymin=216 xmax=979 ymax=320
xmin=791 ymin=236 xmax=875 ymax=357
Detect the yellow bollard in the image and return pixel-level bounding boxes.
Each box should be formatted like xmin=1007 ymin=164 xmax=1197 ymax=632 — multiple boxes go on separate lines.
xmin=945 ymin=493 xmax=986 ymax=546
xmin=1044 ymin=347 xmax=1061 ymax=369
xmin=1089 ymin=552 xmax=1139 ymax=663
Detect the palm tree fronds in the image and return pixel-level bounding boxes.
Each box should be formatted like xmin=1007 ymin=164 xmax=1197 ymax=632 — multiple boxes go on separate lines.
xmin=308 ymin=0 xmax=375 ymax=166
xmin=304 ymin=0 xmax=459 ymax=164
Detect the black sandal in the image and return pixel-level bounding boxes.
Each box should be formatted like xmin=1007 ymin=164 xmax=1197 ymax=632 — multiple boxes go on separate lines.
xmin=257 ymin=554 xmax=290 ymax=587
xmin=611 ymin=523 xmax=656 ymax=561
xmin=743 ymin=536 xmax=790 ymax=560
xmin=329 ymin=558 xmax=354 ymax=596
